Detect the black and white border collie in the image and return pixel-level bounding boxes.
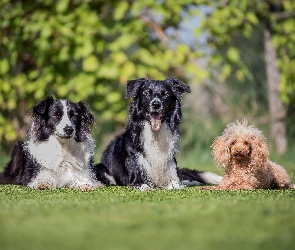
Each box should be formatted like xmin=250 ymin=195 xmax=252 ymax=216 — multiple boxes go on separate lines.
xmin=0 ymin=96 xmax=102 ymax=190
xmin=96 ymin=77 xmax=222 ymax=191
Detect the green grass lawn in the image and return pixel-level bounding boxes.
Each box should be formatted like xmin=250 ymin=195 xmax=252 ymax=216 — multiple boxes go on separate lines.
xmin=0 ymin=148 xmax=295 ymax=250
xmin=1 ymin=185 xmax=295 ymax=250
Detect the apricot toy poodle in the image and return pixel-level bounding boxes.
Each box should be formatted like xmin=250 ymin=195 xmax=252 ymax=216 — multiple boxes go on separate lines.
xmin=201 ymin=119 xmax=293 ymax=190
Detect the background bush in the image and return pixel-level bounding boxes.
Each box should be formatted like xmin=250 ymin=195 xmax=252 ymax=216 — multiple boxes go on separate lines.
xmin=0 ymin=0 xmax=294 ymax=159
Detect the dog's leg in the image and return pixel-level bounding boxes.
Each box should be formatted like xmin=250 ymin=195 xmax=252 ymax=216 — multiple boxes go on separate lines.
xmin=0 ymin=142 xmax=37 ymax=185
xmin=267 ymin=160 xmax=292 ymax=189
xmin=131 ymin=178 xmax=153 ymax=191
xmin=138 ymin=184 xmax=153 ymax=191
xmin=68 ymin=178 xmax=104 ymax=190
xmin=166 ymin=180 xmax=185 ymax=189
xmin=68 ymin=181 xmax=104 ymax=191
xmin=27 ymin=169 xmax=57 ymax=189
xmin=95 ymin=163 xmax=117 ymax=185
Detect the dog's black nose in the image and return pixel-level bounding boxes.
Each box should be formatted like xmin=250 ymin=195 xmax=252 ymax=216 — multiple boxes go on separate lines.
xmin=63 ymin=125 xmax=74 ymax=136
xmin=151 ymin=100 xmax=161 ymax=109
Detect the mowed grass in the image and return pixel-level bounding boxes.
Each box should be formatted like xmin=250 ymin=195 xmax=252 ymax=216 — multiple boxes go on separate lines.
xmin=0 ymin=149 xmax=295 ymax=250
xmin=1 ymin=185 xmax=295 ymax=250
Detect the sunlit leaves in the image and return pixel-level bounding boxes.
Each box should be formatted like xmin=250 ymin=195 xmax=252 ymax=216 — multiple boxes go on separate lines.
xmin=246 ymin=12 xmax=258 ymax=25
xmin=226 ymin=47 xmax=240 ymax=63
xmin=56 ymin=0 xmax=70 ymax=13
xmin=114 ymin=1 xmax=129 ymax=21
xmin=83 ymin=55 xmax=99 ymax=72
xmin=109 ymin=34 xmax=136 ymax=51
xmin=204 ymin=0 xmax=295 ymax=105
xmin=0 ymin=60 xmax=9 ymax=74
xmin=96 ymin=64 xmax=120 ymax=79
xmin=0 ymin=0 xmax=209 ymax=145
xmin=120 ymin=62 xmax=136 ymax=83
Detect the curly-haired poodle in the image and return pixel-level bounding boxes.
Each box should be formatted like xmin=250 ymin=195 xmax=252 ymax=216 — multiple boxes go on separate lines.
xmin=201 ymin=119 xmax=292 ymax=190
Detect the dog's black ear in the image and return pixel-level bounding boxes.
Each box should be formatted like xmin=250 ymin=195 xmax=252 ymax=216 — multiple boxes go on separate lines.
xmin=167 ymin=77 xmax=191 ymax=100
xmin=126 ymin=78 xmax=147 ymax=99
xmin=78 ymin=101 xmax=95 ymax=127
xmin=33 ymin=96 xmax=54 ymax=116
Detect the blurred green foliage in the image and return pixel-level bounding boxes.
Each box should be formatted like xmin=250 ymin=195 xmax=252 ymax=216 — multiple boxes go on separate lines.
xmin=204 ymin=0 xmax=295 ymax=104
xmin=0 ymin=0 xmax=206 ymax=146
xmin=1 ymin=0 xmax=295 ymax=151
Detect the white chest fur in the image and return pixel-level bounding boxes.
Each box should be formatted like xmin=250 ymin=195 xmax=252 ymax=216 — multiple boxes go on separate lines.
xmin=25 ymin=136 xmax=101 ymax=190
xmin=138 ymin=121 xmax=181 ymax=189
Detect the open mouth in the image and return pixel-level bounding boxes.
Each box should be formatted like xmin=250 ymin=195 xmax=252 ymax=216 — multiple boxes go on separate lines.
xmin=148 ymin=112 xmax=162 ymax=131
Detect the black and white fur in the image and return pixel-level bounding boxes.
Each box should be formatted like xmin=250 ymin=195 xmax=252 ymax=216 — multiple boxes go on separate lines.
xmin=0 ymin=96 xmax=102 ymax=190
xmin=96 ymin=77 xmax=222 ymax=190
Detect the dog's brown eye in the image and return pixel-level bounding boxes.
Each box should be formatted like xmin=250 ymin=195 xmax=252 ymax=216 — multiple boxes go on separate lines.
xmin=231 ymin=141 xmax=236 ymax=145
xmin=54 ymin=113 xmax=61 ymax=119
xmin=162 ymin=91 xmax=169 ymax=97
xmin=244 ymin=141 xmax=249 ymax=145
xmin=144 ymin=90 xmax=151 ymax=97
xmin=69 ymin=111 xmax=77 ymax=119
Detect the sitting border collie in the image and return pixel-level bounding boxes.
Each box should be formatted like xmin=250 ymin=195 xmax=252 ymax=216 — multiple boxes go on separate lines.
xmin=96 ymin=77 xmax=222 ymax=190
xmin=0 ymin=96 xmax=103 ymax=190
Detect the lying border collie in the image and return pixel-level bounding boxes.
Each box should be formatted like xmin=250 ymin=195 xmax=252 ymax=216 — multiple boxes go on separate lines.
xmin=0 ymin=96 xmax=103 ymax=190
xmin=96 ymin=77 xmax=222 ymax=190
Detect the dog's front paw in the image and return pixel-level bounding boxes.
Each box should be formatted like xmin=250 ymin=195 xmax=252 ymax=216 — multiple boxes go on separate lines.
xmin=167 ymin=180 xmax=185 ymax=190
xmin=138 ymin=184 xmax=153 ymax=192
xmin=33 ymin=183 xmax=55 ymax=190
xmin=71 ymin=181 xmax=104 ymax=191
xmin=28 ymin=182 xmax=55 ymax=190
xmin=75 ymin=185 xmax=94 ymax=191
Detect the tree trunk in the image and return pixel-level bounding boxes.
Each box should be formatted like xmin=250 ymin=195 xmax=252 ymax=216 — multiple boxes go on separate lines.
xmin=263 ymin=28 xmax=287 ymax=155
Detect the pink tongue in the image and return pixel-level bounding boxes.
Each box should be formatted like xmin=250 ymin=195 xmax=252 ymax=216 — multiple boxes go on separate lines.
xmin=150 ymin=113 xmax=162 ymax=131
